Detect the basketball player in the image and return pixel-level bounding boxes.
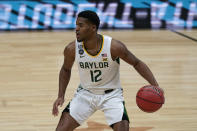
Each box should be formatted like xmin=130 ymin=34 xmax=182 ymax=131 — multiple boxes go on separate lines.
xmin=52 ymin=10 xmax=163 ymax=131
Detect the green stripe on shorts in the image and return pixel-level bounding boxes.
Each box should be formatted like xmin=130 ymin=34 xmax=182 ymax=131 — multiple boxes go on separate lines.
xmin=122 ymin=101 xmax=130 ymax=123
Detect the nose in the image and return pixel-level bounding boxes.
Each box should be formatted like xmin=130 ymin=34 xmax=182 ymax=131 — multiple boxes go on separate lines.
xmin=76 ymin=25 xmax=79 ymax=32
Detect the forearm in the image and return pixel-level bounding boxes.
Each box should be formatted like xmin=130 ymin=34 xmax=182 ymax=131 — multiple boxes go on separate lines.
xmin=58 ymin=67 xmax=71 ymax=99
xmin=134 ymin=60 xmax=158 ymax=86
xmin=111 ymin=39 xmax=159 ymax=86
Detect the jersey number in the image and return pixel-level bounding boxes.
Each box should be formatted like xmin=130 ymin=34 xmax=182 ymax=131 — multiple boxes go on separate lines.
xmin=90 ymin=70 xmax=102 ymax=82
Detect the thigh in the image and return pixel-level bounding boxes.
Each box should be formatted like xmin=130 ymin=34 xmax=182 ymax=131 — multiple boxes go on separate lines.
xmin=63 ymin=90 xmax=96 ymax=125
xmin=56 ymin=112 xmax=80 ymax=131
xmin=112 ymin=120 xmax=129 ymax=131
xmin=101 ymin=89 xmax=129 ymax=126
xmin=102 ymin=97 xmax=124 ymax=125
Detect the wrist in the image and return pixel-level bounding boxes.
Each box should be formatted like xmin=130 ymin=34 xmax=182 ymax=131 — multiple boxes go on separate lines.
xmin=58 ymin=95 xmax=64 ymax=99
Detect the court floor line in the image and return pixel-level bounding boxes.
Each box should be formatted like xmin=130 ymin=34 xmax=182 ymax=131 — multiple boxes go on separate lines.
xmin=170 ymin=29 xmax=197 ymax=42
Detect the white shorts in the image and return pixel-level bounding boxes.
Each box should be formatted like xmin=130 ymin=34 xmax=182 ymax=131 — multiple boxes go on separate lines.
xmin=63 ymin=87 xmax=129 ymax=126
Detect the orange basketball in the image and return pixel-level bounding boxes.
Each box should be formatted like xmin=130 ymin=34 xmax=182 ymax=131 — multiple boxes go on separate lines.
xmin=136 ymin=85 xmax=165 ymax=113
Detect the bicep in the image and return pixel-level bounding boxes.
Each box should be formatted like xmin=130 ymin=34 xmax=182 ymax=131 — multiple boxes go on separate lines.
xmin=62 ymin=42 xmax=75 ymax=70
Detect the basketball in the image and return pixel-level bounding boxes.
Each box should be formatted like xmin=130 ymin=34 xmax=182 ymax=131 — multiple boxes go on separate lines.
xmin=136 ymin=85 xmax=165 ymax=113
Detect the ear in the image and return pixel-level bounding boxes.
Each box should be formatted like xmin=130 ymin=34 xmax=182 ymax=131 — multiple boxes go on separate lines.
xmin=92 ymin=24 xmax=97 ymax=32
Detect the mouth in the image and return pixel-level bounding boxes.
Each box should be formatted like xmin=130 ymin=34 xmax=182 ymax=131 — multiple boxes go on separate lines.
xmin=76 ymin=32 xmax=80 ymax=38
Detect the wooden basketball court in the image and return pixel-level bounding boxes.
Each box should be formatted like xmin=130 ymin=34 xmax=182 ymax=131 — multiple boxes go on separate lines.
xmin=0 ymin=30 xmax=197 ymax=131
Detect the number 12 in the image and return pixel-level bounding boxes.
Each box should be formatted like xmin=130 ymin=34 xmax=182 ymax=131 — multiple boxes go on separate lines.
xmin=90 ymin=70 xmax=102 ymax=82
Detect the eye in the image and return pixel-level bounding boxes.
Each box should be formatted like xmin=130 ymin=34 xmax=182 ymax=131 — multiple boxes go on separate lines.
xmin=76 ymin=23 xmax=83 ymax=28
xmin=79 ymin=23 xmax=83 ymax=27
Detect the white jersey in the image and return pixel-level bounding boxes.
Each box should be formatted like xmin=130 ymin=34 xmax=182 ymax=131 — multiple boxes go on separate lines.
xmin=75 ymin=35 xmax=121 ymax=91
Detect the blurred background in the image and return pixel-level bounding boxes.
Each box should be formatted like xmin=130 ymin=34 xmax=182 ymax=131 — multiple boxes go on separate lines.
xmin=0 ymin=0 xmax=196 ymax=30
xmin=0 ymin=0 xmax=197 ymax=131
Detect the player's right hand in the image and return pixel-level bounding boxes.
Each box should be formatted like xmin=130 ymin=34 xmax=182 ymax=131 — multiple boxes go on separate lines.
xmin=52 ymin=97 xmax=64 ymax=116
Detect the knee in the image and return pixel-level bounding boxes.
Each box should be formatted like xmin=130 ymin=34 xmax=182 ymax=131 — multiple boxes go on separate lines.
xmin=56 ymin=122 xmax=70 ymax=131
xmin=56 ymin=112 xmax=79 ymax=131
xmin=55 ymin=126 xmax=63 ymax=131
xmin=56 ymin=126 xmax=70 ymax=131
xmin=55 ymin=127 xmax=60 ymax=131
xmin=112 ymin=120 xmax=129 ymax=131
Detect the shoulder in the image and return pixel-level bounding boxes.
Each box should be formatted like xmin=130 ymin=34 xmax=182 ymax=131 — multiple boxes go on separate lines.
xmin=64 ymin=41 xmax=75 ymax=55
xmin=62 ymin=41 xmax=75 ymax=68
xmin=111 ymin=38 xmax=129 ymax=60
xmin=63 ymin=41 xmax=75 ymax=60
xmin=111 ymin=38 xmax=128 ymax=53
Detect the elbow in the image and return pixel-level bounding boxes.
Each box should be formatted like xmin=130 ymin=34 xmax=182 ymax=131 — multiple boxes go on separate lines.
xmin=60 ymin=66 xmax=71 ymax=76
xmin=62 ymin=66 xmax=71 ymax=73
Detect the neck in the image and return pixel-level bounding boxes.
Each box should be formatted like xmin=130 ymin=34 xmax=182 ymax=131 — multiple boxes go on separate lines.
xmin=83 ymin=33 xmax=100 ymax=50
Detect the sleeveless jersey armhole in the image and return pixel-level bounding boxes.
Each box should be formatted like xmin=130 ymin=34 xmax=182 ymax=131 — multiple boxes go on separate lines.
xmin=105 ymin=36 xmax=113 ymax=62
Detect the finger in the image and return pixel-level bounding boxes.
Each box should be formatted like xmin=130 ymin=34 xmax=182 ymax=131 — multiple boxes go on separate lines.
xmin=155 ymin=86 xmax=164 ymax=95
xmin=52 ymin=105 xmax=56 ymax=115
xmin=53 ymin=107 xmax=58 ymax=116
xmin=52 ymin=103 xmax=58 ymax=116
xmin=53 ymin=102 xmax=58 ymax=112
xmin=53 ymin=109 xmax=58 ymax=116
xmin=159 ymin=87 xmax=164 ymax=94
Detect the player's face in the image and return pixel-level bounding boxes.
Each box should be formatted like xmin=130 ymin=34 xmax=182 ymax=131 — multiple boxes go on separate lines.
xmin=75 ymin=17 xmax=95 ymax=42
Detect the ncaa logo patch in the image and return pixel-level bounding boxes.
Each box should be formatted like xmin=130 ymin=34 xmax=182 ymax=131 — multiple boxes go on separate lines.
xmin=79 ymin=49 xmax=84 ymax=55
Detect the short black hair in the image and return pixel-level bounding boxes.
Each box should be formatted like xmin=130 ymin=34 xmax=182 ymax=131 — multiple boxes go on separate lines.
xmin=77 ymin=10 xmax=100 ymax=30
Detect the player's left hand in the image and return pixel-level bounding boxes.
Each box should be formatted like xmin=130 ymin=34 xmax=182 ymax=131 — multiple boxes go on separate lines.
xmin=155 ymin=85 xmax=164 ymax=95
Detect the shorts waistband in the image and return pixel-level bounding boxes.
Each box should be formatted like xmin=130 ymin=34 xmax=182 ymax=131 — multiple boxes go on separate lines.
xmin=77 ymin=85 xmax=115 ymax=95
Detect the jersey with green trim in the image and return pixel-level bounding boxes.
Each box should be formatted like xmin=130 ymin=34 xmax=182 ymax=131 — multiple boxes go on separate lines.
xmin=75 ymin=35 xmax=121 ymax=90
